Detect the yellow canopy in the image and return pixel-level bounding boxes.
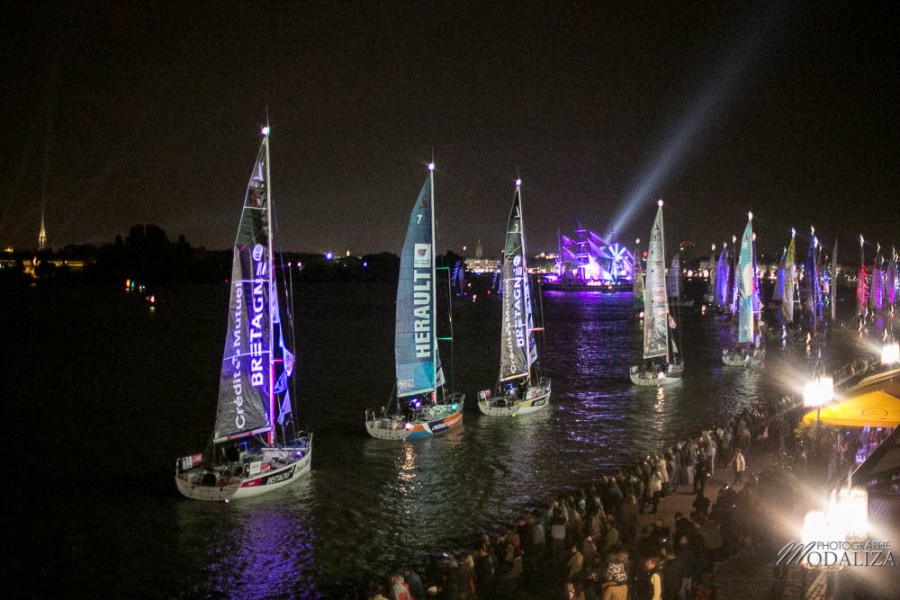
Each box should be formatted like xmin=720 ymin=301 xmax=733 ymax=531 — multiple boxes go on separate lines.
xmin=803 ymin=390 xmax=900 ymax=428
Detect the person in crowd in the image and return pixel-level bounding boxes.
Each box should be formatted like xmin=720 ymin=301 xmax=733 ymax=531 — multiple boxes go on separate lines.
xmin=655 ymin=454 xmax=669 ymax=495
xmin=367 ymin=579 xmax=388 ymax=600
xmin=631 ymin=554 xmax=662 ymax=600
xmin=694 ymin=449 xmax=709 ymax=495
xmin=473 ymin=546 xmax=494 ymax=597
xmin=661 ymin=543 xmax=686 ymax=600
xmin=730 ymin=446 xmax=746 ymax=485
xmin=402 ymin=566 xmax=425 ymax=600
xmin=648 ymin=467 xmax=663 ymax=513
xmin=600 ymin=545 xmax=629 ymax=600
xmin=618 ymin=495 xmax=639 ymax=549
xmin=388 ymin=572 xmax=411 ymax=600
xmin=565 ymin=541 xmax=585 ymax=585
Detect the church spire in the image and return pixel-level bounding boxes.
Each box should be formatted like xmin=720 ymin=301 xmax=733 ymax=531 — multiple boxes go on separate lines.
xmin=38 ymin=207 xmax=47 ymax=251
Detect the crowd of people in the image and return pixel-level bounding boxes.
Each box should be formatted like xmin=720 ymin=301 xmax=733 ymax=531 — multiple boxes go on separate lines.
xmin=363 ymin=398 xmax=804 ymax=600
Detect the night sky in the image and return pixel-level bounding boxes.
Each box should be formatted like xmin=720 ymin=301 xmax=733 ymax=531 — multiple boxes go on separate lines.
xmin=2 ymin=2 xmax=897 ymax=259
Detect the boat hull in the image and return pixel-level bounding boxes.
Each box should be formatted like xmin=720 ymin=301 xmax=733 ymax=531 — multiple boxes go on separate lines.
xmin=477 ymin=380 xmax=551 ymax=416
xmin=175 ymin=435 xmax=313 ymax=502
xmin=722 ymin=347 xmax=765 ymax=367
xmin=629 ymin=362 xmax=683 ymax=386
xmin=365 ymin=395 xmax=465 ymax=440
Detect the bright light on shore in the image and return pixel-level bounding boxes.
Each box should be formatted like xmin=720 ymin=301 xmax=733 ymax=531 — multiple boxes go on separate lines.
xmin=882 ymin=339 xmax=900 ymax=366
xmin=803 ymin=376 xmax=833 ymax=408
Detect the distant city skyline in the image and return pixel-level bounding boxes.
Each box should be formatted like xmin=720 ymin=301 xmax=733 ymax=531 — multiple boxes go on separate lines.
xmin=2 ymin=3 xmax=897 ymax=259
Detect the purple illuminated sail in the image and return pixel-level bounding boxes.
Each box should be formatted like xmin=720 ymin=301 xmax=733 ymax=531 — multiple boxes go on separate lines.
xmin=214 ymin=138 xmax=272 ymax=443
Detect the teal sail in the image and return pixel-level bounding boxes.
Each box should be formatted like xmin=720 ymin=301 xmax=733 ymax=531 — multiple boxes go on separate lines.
xmin=738 ymin=215 xmax=755 ymax=344
xmin=395 ymin=172 xmax=443 ymax=398
xmin=643 ymin=203 xmax=669 ymax=359
xmin=499 ymin=185 xmax=537 ymax=382
xmin=214 ymin=137 xmax=272 ymax=443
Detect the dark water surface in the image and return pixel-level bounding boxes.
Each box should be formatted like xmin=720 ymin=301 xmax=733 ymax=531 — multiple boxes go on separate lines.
xmin=3 ymin=282 xmax=868 ymax=597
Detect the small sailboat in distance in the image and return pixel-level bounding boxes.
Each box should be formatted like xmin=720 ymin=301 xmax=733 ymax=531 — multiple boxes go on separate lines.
xmin=478 ymin=178 xmax=551 ymax=416
xmin=630 ymin=200 xmax=684 ymax=386
xmin=175 ymin=126 xmax=312 ymax=501
xmin=723 ymin=212 xmax=765 ymax=366
xmin=365 ymin=163 xmax=465 ymax=439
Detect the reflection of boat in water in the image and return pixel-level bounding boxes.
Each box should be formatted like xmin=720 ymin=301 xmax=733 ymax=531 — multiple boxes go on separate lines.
xmin=175 ymin=126 xmax=312 ymax=502
xmin=630 ymin=200 xmax=683 ymax=386
xmin=723 ymin=213 xmax=765 ymax=367
xmin=365 ymin=163 xmax=464 ymax=440
xmin=478 ymin=179 xmax=551 ymax=417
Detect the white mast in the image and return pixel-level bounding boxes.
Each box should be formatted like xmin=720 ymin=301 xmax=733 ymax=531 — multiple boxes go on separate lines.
xmin=429 ymin=161 xmax=438 ymax=402
xmin=263 ymin=125 xmax=275 ymax=445
xmin=518 ymin=178 xmax=533 ymax=382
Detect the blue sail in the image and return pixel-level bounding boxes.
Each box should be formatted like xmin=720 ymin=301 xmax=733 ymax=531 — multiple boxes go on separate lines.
xmin=738 ymin=217 xmax=754 ymax=344
xmin=714 ymin=247 xmax=730 ymax=307
xmin=395 ymin=174 xmax=440 ymax=397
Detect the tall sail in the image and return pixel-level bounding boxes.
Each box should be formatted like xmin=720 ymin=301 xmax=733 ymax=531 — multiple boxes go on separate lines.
xmin=887 ymin=247 xmax=897 ymax=308
xmin=396 ymin=172 xmax=443 ymax=398
xmin=773 ymin=249 xmax=785 ymax=302
xmin=633 ymin=241 xmax=645 ymax=310
xmin=871 ymin=244 xmax=884 ymax=312
xmin=214 ymin=137 xmax=273 ymax=443
xmin=782 ymin=229 xmax=796 ymax=324
xmin=714 ymin=246 xmax=730 ymax=308
xmin=730 ymin=235 xmax=739 ymax=314
xmin=857 ymin=236 xmax=868 ymax=317
xmin=666 ymin=254 xmax=681 ymax=299
xmin=830 ymin=239 xmax=838 ymax=321
xmin=738 ymin=215 xmax=755 ymax=344
xmin=499 ymin=184 xmax=536 ymax=381
xmin=802 ymin=228 xmax=822 ymax=331
xmin=643 ymin=202 xmax=669 ymax=359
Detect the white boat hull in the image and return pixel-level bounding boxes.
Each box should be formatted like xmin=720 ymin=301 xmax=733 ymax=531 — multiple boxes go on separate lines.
xmin=478 ymin=380 xmax=551 ymax=416
xmin=722 ymin=347 xmax=765 ymax=367
xmin=365 ymin=396 xmax=465 ymax=440
xmin=629 ymin=361 xmax=683 ymax=386
xmin=175 ymin=435 xmax=312 ymax=502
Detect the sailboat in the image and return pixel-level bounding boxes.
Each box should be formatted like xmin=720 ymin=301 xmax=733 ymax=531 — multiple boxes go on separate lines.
xmin=630 ymin=200 xmax=684 ymax=386
xmin=723 ymin=213 xmax=765 ymax=366
xmin=632 ymin=238 xmax=645 ymax=315
xmin=713 ymin=243 xmax=730 ymax=313
xmin=781 ymin=228 xmax=798 ymax=334
xmin=175 ymin=126 xmax=312 ymax=502
xmin=365 ymin=163 xmax=465 ymax=439
xmin=666 ymin=254 xmax=694 ymax=307
xmin=477 ymin=179 xmax=551 ymax=416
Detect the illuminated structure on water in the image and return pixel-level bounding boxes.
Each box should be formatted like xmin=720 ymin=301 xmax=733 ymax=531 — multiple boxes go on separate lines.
xmin=552 ymin=220 xmax=634 ymax=288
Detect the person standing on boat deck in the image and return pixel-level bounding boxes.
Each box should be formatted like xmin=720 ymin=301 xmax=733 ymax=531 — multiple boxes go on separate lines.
xmin=730 ymin=447 xmax=746 ymax=484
